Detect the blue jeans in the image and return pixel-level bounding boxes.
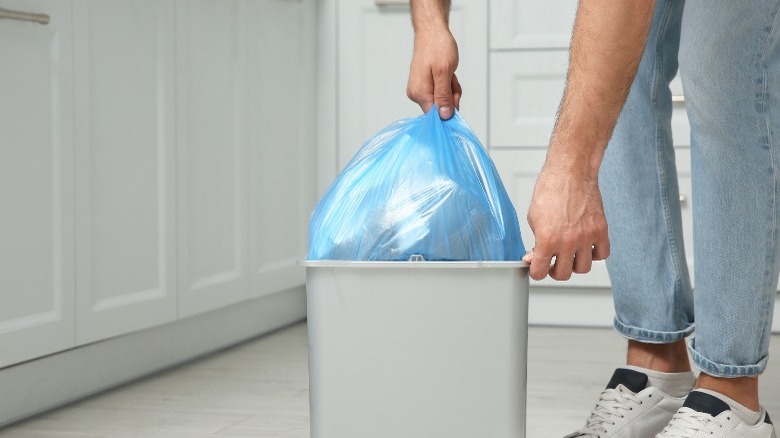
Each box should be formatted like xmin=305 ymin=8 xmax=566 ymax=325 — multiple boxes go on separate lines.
xmin=600 ymin=0 xmax=780 ymax=377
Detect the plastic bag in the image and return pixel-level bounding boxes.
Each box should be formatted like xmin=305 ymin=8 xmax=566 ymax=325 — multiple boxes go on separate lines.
xmin=308 ymin=106 xmax=525 ymax=261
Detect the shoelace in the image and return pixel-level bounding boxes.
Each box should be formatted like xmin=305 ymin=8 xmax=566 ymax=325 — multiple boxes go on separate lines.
xmin=572 ymin=385 xmax=643 ymax=436
xmin=657 ymin=407 xmax=724 ymax=438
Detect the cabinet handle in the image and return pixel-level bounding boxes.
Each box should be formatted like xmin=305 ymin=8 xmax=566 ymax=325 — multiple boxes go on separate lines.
xmin=679 ymin=194 xmax=687 ymax=205
xmin=375 ymin=0 xmax=409 ymax=6
xmin=672 ymin=95 xmax=685 ymax=104
xmin=0 ymin=6 xmax=50 ymax=25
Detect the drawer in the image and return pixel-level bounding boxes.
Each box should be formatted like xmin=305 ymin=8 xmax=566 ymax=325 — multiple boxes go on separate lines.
xmin=491 ymin=148 xmax=694 ymax=288
xmin=490 ymin=0 xmax=577 ymax=50
xmin=489 ymin=51 xmax=692 ymax=148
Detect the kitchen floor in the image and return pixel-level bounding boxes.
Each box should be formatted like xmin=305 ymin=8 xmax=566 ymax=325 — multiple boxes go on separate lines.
xmin=1 ymin=323 xmax=779 ymax=438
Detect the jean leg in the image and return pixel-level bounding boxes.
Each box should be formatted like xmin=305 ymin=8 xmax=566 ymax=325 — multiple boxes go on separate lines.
xmin=680 ymin=0 xmax=780 ymax=377
xmin=599 ymin=0 xmax=694 ymax=343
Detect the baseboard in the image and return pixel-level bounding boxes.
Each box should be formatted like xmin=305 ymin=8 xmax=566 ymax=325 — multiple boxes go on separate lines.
xmin=529 ymin=286 xmax=780 ymax=333
xmin=0 ymin=286 xmax=307 ymax=429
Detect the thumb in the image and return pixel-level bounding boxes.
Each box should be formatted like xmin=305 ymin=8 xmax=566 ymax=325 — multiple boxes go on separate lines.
xmin=433 ymin=69 xmax=455 ymax=120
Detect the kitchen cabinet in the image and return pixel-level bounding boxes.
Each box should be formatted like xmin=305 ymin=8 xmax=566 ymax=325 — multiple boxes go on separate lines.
xmin=175 ymin=0 xmax=315 ymax=317
xmin=490 ymin=0 xmax=577 ymax=49
xmin=175 ymin=0 xmax=249 ymax=318
xmin=489 ymin=51 xmax=568 ymax=148
xmin=0 ymin=0 xmax=76 ymax=369
xmin=73 ymin=0 xmax=178 ymax=345
xmin=488 ymin=2 xmax=693 ymax=291
xmin=316 ymin=0 xmax=708 ymax=326
xmin=247 ymin=0 xmax=316 ymax=297
xmin=1 ymin=0 xmax=315 ymax=367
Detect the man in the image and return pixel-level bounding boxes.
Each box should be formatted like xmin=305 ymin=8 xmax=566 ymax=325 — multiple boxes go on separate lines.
xmin=408 ymin=1 xmax=780 ymax=437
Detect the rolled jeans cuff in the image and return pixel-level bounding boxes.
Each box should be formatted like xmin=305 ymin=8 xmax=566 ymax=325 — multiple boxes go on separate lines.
xmin=613 ymin=315 xmax=694 ymax=344
xmin=687 ymin=338 xmax=768 ymax=377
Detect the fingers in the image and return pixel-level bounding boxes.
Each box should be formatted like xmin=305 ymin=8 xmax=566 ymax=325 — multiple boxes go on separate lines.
xmin=526 ymin=228 xmax=609 ymax=281
xmin=572 ymin=245 xmax=593 ymax=274
xmin=529 ymin=247 xmax=591 ymax=281
xmin=549 ymin=252 xmax=575 ymax=281
xmin=529 ymin=247 xmax=553 ymax=281
xmin=451 ymin=74 xmax=462 ymax=110
xmin=406 ymin=77 xmax=434 ymax=114
xmin=592 ymin=238 xmax=610 ymax=261
xmin=433 ymin=68 xmax=455 ymax=120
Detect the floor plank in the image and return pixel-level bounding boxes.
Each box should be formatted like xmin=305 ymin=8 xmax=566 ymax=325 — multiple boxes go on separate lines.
xmin=1 ymin=323 xmax=778 ymax=437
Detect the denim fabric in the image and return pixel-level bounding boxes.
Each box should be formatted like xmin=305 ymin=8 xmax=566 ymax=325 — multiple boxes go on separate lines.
xmin=599 ymin=0 xmax=780 ymax=377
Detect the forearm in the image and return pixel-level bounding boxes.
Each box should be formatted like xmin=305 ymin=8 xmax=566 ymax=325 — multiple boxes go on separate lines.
xmin=547 ymin=0 xmax=655 ymax=178
xmin=410 ymin=0 xmax=450 ymax=34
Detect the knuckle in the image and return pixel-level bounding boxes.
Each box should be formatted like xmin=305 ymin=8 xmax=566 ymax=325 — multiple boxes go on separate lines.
xmin=434 ymin=89 xmax=453 ymax=100
xmin=432 ymin=60 xmax=455 ymax=74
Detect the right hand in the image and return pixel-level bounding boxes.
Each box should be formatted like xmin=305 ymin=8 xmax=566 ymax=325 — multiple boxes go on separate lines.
xmin=523 ymin=162 xmax=610 ymax=281
xmin=407 ymin=28 xmax=461 ymax=120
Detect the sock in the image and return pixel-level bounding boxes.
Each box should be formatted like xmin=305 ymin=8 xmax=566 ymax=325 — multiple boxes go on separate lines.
xmin=624 ymin=365 xmax=695 ymax=398
xmin=694 ymin=388 xmax=762 ymax=426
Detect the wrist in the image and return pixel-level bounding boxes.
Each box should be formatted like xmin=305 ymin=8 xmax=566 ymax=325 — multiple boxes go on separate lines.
xmin=414 ymin=25 xmax=451 ymax=44
xmin=544 ymin=140 xmax=604 ymax=182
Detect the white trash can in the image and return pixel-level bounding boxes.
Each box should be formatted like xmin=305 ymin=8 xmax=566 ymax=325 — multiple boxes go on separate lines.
xmin=304 ymin=261 xmax=529 ymax=438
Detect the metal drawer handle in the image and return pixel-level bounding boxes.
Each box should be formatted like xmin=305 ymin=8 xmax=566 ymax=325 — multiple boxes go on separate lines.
xmin=0 ymin=6 xmax=50 ymax=25
xmin=679 ymin=194 xmax=687 ymax=205
xmin=672 ymin=95 xmax=685 ymax=104
xmin=375 ymin=0 xmax=409 ymax=5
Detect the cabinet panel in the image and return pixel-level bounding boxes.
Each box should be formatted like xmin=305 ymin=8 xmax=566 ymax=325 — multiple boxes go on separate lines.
xmin=0 ymin=0 xmax=75 ymax=368
xmin=74 ymin=0 xmax=177 ymax=344
xmin=490 ymin=52 xmax=692 ymax=149
xmin=176 ymin=0 xmax=249 ymax=317
xmin=338 ymin=0 xmax=487 ymax=169
xmin=490 ymin=51 xmax=567 ymax=148
xmin=490 ymin=0 xmax=577 ymax=50
xmin=247 ymin=0 xmax=316 ymax=296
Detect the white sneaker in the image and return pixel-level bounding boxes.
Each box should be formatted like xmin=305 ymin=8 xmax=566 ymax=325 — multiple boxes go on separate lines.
xmin=565 ymin=368 xmax=686 ymax=438
xmin=656 ymin=390 xmax=777 ymax=438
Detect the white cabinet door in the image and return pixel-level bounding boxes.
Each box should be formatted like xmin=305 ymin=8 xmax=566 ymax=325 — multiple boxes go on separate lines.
xmin=247 ymin=0 xmax=316 ymax=296
xmin=0 ymin=0 xmax=75 ymax=368
xmin=490 ymin=51 xmax=568 ymax=148
xmin=490 ymin=0 xmax=577 ymax=50
xmin=175 ymin=0 xmax=250 ymax=317
xmin=337 ymin=0 xmax=487 ymax=169
xmin=73 ymin=0 xmax=177 ymax=344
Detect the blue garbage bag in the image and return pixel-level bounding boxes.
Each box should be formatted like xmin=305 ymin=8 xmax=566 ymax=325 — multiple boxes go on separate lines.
xmin=308 ymin=106 xmax=525 ymax=261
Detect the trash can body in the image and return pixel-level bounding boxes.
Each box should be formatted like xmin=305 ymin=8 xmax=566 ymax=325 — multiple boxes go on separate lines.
xmin=304 ymin=261 xmax=529 ymax=438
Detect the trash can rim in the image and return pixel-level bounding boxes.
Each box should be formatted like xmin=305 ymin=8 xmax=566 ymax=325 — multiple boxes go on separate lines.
xmin=299 ymin=260 xmax=529 ymax=269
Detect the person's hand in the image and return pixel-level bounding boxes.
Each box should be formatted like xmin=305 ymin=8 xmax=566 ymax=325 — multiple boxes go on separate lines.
xmin=523 ymin=164 xmax=610 ymax=281
xmin=407 ymin=28 xmax=461 ymax=120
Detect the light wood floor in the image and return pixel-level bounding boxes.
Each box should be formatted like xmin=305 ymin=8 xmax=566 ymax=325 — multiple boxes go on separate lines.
xmin=1 ymin=323 xmax=778 ymax=437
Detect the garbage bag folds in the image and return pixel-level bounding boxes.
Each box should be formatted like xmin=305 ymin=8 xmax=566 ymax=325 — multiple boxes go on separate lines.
xmin=308 ymin=106 xmax=525 ymax=261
